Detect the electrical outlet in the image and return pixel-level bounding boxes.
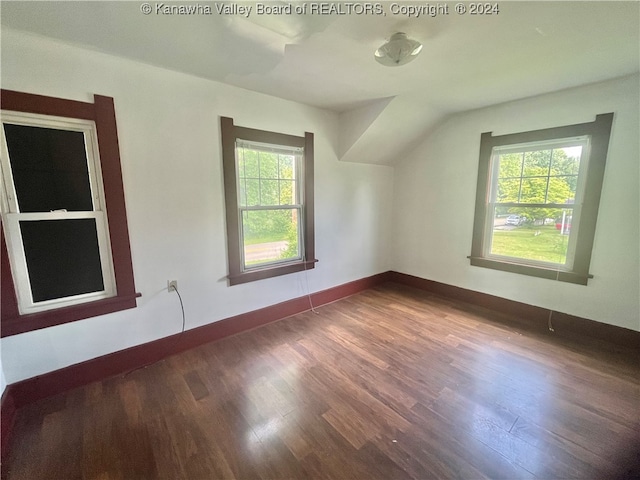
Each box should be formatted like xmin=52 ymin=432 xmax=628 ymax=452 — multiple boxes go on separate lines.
xmin=168 ymin=280 xmax=178 ymax=291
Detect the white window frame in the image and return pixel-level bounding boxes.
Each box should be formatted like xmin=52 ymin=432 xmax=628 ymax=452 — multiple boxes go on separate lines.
xmin=235 ymin=139 xmax=305 ymax=272
xmin=0 ymin=111 xmax=116 ymax=314
xmin=483 ymin=136 xmax=591 ymax=271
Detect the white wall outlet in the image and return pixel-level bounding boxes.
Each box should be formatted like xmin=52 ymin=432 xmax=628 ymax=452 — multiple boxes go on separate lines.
xmin=168 ymin=280 xmax=178 ymax=291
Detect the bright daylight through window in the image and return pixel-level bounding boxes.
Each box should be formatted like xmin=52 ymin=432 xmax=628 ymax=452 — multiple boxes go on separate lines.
xmin=221 ymin=117 xmax=315 ymax=285
xmin=470 ymin=114 xmax=613 ymax=285
xmin=237 ymin=140 xmax=302 ymax=268
xmin=489 ymin=139 xmax=585 ymax=266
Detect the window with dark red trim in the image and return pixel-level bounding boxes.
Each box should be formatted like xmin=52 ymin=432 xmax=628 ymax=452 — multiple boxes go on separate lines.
xmin=220 ymin=117 xmax=316 ymax=285
xmin=1 ymin=90 xmax=138 ymax=337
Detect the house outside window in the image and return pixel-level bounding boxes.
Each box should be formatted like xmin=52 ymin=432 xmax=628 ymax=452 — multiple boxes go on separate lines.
xmin=469 ymin=113 xmax=613 ymax=285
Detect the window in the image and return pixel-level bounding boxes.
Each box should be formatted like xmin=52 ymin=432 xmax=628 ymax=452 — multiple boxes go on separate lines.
xmin=1 ymin=90 xmax=138 ymax=336
xmin=469 ymin=113 xmax=613 ymax=285
xmin=2 ymin=113 xmax=115 ymax=313
xmin=220 ymin=117 xmax=315 ymax=285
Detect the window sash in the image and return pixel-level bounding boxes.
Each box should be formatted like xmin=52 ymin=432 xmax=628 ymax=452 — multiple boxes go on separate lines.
xmin=235 ymin=139 xmax=305 ymax=272
xmin=481 ymin=137 xmax=590 ymax=270
xmin=0 ymin=112 xmax=116 ymax=314
xmin=488 ymin=137 xmax=590 ymax=205
xmin=235 ymin=141 xmax=303 ymax=208
xmin=482 ymin=204 xmax=580 ymax=270
xmin=1 ymin=111 xmax=105 ymax=214
xmin=239 ymin=205 xmax=303 ymax=271
xmin=3 ymin=212 xmax=116 ymax=314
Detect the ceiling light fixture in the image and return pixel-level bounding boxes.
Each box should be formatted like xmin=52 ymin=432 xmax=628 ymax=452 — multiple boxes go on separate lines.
xmin=374 ymin=32 xmax=423 ymax=67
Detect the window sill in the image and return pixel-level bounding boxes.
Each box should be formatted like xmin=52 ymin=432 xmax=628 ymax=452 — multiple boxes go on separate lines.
xmin=1 ymin=292 xmax=141 ymax=337
xmin=468 ymin=256 xmax=591 ymax=285
xmin=229 ymin=259 xmax=317 ymax=286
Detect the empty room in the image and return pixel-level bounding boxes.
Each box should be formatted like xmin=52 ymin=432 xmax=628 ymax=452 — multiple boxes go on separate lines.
xmin=1 ymin=1 xmax=638 ymax=478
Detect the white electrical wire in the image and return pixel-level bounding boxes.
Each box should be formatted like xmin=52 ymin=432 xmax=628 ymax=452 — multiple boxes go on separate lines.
xmin=303 ymin=256 xmax=319 ymax=315
xmin=548 ymin=267 xmax=561 ymax=332
xmin=171 ymin=284 xmax=186 ymax=340
xmin=123 ymin=283 xmax=186 ymax=377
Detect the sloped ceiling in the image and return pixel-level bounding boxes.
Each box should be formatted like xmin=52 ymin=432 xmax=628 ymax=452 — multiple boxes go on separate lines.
xmin=1 ymin=1 xmax=638 ymax=165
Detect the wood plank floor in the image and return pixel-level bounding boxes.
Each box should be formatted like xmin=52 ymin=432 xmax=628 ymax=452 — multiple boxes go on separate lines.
xmin=3 ymin=283 xmax=640 ymax=479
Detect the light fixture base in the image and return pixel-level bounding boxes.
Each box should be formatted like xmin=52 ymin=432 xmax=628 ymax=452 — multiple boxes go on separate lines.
xmin=374 ymin=32 xmax=423 ymax=67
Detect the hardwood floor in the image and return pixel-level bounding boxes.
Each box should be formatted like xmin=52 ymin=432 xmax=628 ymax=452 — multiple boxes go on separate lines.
xmin=3 ymin=283 xmax=639 ymax=479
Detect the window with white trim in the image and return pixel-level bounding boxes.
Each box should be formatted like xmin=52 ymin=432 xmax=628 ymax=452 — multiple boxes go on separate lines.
xmin=236 ymin=140 xmax=304 ymax=269
xmin=221 ymin=117 xmax=315 ymax=285
xmin=470 ymin=114 xmax=613 ymax=285
xmin=1 ymin=112 xmax=116 ymax=314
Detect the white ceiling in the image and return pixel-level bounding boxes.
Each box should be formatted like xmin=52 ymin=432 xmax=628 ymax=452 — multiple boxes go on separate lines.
xmin=2 ymin=1 xmax=639 ymax=164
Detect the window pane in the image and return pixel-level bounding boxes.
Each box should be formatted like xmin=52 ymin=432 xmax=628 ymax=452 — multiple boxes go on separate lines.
xmin=498 ymin=153 xmax=522 ymax=178
xmin=279 ymin=180 xmax=295 ymax=205
xmin=260 ymin=179 xmax=279 ymax=205
xmin=242 ymin=209 xmax=300 ymax=268
xmin=241 ymin=179 xmax=259 ymax=207
xmin=4 ymin=124 xmax=93 ymax=212
xmin=237 ymin=145 xmax=300 ymax=207
xmin=495 ymin=145 xmax=583 ymax=205
xmin=20 ymin=219 xmax=104 ymax=302
xmin=259 ymin=152 xmax=278 ymax=179
xmin=523 ymin=150 xmax=551 ymax=176
xmin=490 ymin=207 xmax=573 ymax=265
xmin=497 ymin=178 xmax=520 ymax=203
xmin=550 ymin=146 xmax=581 ymax=198
xmin=520 ymin=177 xmax=548 ymax=203
xmin=279 ymin=155 xmax=295 ymax=180
xmin=548 ymin=176 xmax=576 ymax=204
xmin=241 ymin=149 xmax=259 ymax=178
xmin=551 ymin=146 xmax=581 ymax=175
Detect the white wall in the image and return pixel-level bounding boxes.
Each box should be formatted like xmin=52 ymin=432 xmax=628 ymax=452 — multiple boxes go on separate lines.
xmin=2 ymin=30 xmax=637 ymax=388
xmin=0 ymin=29 xmax=394 ymax=383
xmin=392 ymin=74 xmax=640 ymax=332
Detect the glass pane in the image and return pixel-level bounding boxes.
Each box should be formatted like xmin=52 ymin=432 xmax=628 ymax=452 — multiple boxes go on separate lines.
xmin=240 ymin=149 xmax=259 ymax=178
xmin=550 ymin=146 xmax=581 ymax=200
xmin=520 ymin=177 xmax=548 ymax=203
xmin=523 ymin=149 xmax=551 ymax=176
xmin=279 ymin=180 xmax=295 ymax=205
xmin=548 ymin=176 xmax=576 ymax=204
xmin=490 ymin=206 xmax=573 ymax=265
xmin=260 ymin=179 xmax=279 ymax=206
xmin=242 ymin=179 xmax=259 ymax=207
xmin=4 ymin=124 xmax=93 ymax=212
xmin=242 ymin=209 xmax=300 ymax=268
xmin=551 ymin=146 xmax=581 ymax=175
xmin=498 ymin=153 xmax=522 ymax=178
xmin=259 ymin=152 xmax=278 ymax=179
xmin=497 ymin=178 xmax=520 ymax=203
xmin=279 ymin=155 xmax=295 ymax=180
xmin=20 ymin=219 xmax=104 ymax=302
